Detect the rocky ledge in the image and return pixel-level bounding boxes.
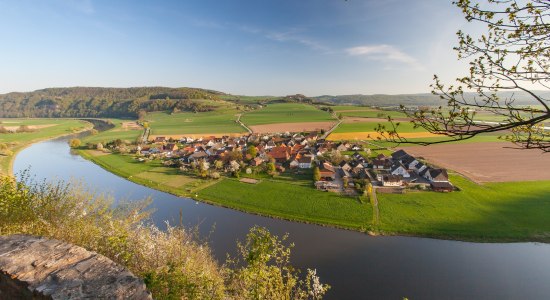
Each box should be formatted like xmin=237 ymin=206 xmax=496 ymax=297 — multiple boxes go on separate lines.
xmin=0 ymin=235 xmax=151 ymax=299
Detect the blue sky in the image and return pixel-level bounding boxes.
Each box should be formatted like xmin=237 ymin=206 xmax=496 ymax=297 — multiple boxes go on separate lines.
xmin=0 ymin=0 xmax=471 ymax=95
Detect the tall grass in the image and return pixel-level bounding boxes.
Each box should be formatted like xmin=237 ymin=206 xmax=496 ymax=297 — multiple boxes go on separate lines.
xmin=0 ymin=173 xmax=329 ymax=299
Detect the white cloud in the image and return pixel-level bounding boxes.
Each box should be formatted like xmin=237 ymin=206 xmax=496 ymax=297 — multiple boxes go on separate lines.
xmin=346 ymin=44 xmax=423 ymax=69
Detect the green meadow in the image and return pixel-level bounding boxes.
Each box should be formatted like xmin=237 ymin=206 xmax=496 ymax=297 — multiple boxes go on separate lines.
xmin=377 ymin=175 xmax=550 ymax=241
xmin=197 ymin=178 xmax=373 ymax=230
xmin=83 ymin=119 xmax=143 ymax=144
xmin=241 ymin=103 xmax=335 ymax=125
xmin=0 ymin=118 xmax=90 ymax=174
xmin=148 ymin=110 xmax=246 ymax=135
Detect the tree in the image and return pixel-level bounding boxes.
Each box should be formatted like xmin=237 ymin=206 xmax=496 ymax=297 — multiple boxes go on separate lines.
xmin=381 ymin=0 xmax=549 ymax=151
xmin=225 ymin=226 xmax=330 ymax=299
xmin=69 ymin=138 xmax=81 ymax=148
xmin=246 ymin=145 xmax=258 ymax=158
xmin=313 ymin=166 xmax=321 ymax=182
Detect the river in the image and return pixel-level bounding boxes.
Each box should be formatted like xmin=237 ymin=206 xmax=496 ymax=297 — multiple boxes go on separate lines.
xmin=14 ymin=137 xmax=550 ymax=299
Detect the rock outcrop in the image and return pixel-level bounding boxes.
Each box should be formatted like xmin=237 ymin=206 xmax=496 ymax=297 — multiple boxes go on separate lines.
xmin=0 ymin=235 xmax=151 ymax=299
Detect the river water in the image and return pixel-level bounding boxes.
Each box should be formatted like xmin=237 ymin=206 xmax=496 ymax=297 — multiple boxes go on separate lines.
xmin=14 ymin=137 xmax=550 ymax=299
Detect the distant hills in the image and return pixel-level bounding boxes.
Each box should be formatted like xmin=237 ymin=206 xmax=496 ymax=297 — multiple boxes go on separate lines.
xmin=313 ymin=91 xmax=549 ymax=107
xmin=0 ymin=87 xmax=546 ymax=119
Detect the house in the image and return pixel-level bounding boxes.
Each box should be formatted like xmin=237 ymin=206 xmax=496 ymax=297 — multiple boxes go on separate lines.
xmin=390 ymin=163 xmax=410 ymax=178
xmin=428 ymin=169 xmax=449 ymax=182
xmin=315 ymin=181 xmax=339 ymax=191
xmin=391 ymin=150 xmax=408 ymax=161
xmin=413 ymin=162 xmax=427 ymax=173
xmin=382 ymin=174 xmax=403 ymax=187
xmin=249 ymin=157 xmax=264 ymax=167
xmin=187 ymin=151 xmax=208 ymax=162
xmin=431 ymin=181 xmax=454 ymax=192
xmin=319 ymin=169 xmax=336 ymax=181
xmin=338 ymin=168 xmax=352 ymax=179
xmin=265 ymin=140 xmax=276 ymax=150
xmin=298 ymin=155 xmax=313 ymax=169
xmin=289 ymin=159 xmax=300 ymax=169
xmin=401 ymin=155 xmax=419 ymax=169
xmin=319 ymin=162 xmax=336 ymax=181
xmin=372 ymin=159 xmax=391 ymax=170
xmin=164 ymin=143 xmax=179 ymax=153
xmin=154 ymin=136 xmax=167 ymax=144
xmin=339 ymin=161 xmax=352 ymax=172
xmin=336 ymin=143 xmax=349 ymax=152
xmin=268 ymin=146 xmax=291 ymax=163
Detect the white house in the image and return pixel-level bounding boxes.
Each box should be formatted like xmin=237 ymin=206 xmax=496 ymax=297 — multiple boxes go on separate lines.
xmin=390 ymin=163 xmax=410 ymax=178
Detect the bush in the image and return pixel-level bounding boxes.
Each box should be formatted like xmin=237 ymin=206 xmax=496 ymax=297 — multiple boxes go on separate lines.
xmin=0 ymin=174 xmax=329 ymax=299
xmin=69 ymin=138 xmax=81 ymax=148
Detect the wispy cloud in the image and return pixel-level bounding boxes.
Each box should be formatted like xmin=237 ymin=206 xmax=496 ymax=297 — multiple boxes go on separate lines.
xmin=346 ymin=44 xmax=423 ymax=69
xmin=266 ymin=30 xmax=331 ymax=53
xmin=238 ymin=25 xmax=332 ymax=54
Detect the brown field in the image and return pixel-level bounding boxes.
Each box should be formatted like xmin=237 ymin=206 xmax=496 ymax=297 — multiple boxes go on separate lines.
xmin=328 ymin=131 xmax=440 ymax=141
xmin=149 ymin=133 xmax=243 ymax=140
xmin=249 ymin=122 xmax=335 ymax=133
xmin=404 ymin=142 xmax=550 ymax=183
xmin=121 ymin=122 xmax=142 ymax=130
xmin=2 ymin=124 xmax=56 ymax=132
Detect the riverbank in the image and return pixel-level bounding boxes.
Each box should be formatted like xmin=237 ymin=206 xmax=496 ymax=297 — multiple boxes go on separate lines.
xmin=76 ymin=149 xmax=374 ymax=232
xmin=1 ymin=119 xmax=93 ymax=176
xmin=75 ymin=148 xmax=550 ymax=243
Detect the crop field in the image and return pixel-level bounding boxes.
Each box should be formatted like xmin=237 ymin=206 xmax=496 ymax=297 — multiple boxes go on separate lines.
xmin=148 ymin=110 xmax=246 ymax=136
xmin=241 ymin=103 xmax=335 ymax=125
xmin=377 ymin=175 xmax=550 ymax=241
xmin=197 ymin=178 xmax=372 ymax=230
xmin=403 ymin=142 xmax=550 ymax=183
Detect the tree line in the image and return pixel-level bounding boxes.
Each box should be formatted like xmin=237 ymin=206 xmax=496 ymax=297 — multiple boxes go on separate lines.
xmin=0 ymin=87 xmax=223 ymax=118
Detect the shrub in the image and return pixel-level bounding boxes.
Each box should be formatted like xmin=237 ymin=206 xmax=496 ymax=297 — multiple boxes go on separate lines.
xmin=0 ymin=174 xmax=329 ymax=299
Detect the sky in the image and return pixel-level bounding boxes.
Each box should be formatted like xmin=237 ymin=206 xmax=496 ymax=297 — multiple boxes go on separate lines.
xmin=0 ymin=0 xmax=474 ymax=96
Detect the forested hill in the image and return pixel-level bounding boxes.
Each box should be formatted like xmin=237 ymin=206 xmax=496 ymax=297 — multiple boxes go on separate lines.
xmin=0 ymin=87 xmax=224 ymax=118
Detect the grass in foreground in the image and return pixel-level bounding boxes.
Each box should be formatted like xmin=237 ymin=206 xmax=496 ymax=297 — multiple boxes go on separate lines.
xmin=241 ymin=103 xmax=335 ymax=126
xmin=377 ymin=175 xmax=550 ymax=241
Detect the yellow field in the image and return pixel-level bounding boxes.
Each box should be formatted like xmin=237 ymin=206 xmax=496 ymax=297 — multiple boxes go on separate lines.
xmin=327 ymin=131 xmax=441 ymax=140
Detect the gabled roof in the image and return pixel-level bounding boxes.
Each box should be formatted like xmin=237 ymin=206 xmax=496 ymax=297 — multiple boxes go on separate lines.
xmin=430 ymin=169 xmax=449 ymax=181
xmin=401 ymin=155 xmax=417 ymax=165
xmin=298 ymin=156 xmax=313 ymax=164
xmin=391 ymin=150 xmax=408 ymax=160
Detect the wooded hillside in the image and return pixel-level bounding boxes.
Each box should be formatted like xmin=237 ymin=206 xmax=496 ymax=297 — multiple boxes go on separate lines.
xmin=0 ymin=87 xmax=224 ymax=118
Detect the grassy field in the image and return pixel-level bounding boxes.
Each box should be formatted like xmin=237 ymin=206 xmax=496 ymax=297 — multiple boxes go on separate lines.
xmin=197 ymin=178 xmax=373 ymax=230
xmin=148 ymin=110 xmax=246 ymax=135
xmin=83 ymin=119 xmax=143 ymax=144
xmin=77 ymin=150 xmax=213 ymax=196
xmin=0 ymin=118 xmax=90 ymax=175
xmin=241 ymin=103 xmax=335 ymax=125
xmin=377 ymin=175 xmax=550 ymax=241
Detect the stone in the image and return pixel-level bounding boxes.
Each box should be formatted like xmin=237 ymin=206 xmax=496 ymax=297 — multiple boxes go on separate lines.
xmin=0 ymin=235 xmax=152 ymax=299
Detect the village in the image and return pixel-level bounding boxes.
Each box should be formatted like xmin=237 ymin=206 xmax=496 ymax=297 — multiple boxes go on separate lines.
xmin=130 ymin=131 xmax=454 ymax=195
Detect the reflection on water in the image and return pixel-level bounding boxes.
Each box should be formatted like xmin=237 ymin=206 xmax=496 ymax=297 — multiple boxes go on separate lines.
xmin=14 ymin=138 xmax=550 ymax=299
